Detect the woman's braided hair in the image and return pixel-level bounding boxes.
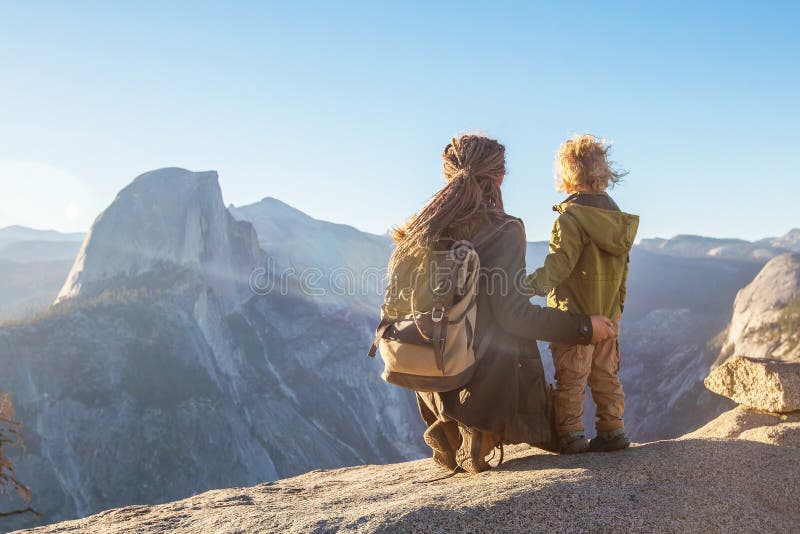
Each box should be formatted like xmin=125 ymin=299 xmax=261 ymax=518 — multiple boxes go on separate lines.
xmin=390 ymin=134 xmax=506 ymax=269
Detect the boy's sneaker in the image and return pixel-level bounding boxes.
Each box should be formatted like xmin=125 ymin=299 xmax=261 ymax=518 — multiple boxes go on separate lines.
xmin=588 ymin=429 xmax=630 ymax=452
xmin=559 ymin=431 xmax=590 ymax=454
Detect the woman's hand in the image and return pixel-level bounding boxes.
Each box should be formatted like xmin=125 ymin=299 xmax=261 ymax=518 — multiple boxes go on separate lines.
xmin=590 ymin=315 xmax=616 ymax=344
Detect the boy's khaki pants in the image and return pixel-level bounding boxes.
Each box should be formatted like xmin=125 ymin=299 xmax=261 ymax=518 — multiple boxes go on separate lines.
xmin=551 ymin=333 xmax=625 ymax=436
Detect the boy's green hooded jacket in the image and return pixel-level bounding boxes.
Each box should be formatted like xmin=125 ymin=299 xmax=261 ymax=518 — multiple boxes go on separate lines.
xmin=527 ymin=192 xmax=639 ymax=320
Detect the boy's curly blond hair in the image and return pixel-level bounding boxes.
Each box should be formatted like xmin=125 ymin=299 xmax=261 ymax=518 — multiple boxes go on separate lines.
xmin=555 ymin=134 xmax=627 ymax=193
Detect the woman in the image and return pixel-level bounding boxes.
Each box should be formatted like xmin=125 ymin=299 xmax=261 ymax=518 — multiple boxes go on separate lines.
xmin=390 ymin=134 xmax=615 ymax=474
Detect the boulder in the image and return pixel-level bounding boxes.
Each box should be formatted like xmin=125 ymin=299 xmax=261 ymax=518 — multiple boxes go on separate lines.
xmin=716 ymin=253 xmax=800 ymax=366
xmin=705 ymin=356 xmax=800 ymax=413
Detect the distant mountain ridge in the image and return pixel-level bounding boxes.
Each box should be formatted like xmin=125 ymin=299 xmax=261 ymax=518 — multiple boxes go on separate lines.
xmin=639 ymin=229 xmax=800 ymax=261
xmin=0 ymin=226 xmax=85 ymax=263
xmin=229 ymin=197 xmax=392 ymax=312
xmin=760 ymin=228 xmax=800 ymax=251
xmin=0 ymin=225 xmax=85 ymax=247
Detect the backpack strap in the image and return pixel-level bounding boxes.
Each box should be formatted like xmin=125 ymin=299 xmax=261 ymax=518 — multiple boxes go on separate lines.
xmin=431 ymin=313 xmax=445 ymax=370
xmin=368 ymin=320 xmax=392 ymax=358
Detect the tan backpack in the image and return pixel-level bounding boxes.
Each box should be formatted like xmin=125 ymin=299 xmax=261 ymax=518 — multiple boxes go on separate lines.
xmin=368 ymin=219 xmax=519 ymax=392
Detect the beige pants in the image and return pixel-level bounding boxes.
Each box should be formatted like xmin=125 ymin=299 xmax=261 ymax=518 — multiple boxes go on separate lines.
xmin=551 ymin=333 xmax=625 ymax=436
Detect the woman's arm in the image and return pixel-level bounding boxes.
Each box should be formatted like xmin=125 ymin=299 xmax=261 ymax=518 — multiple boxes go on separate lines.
xmin=481 ymin=220 xmax=593 ymax=345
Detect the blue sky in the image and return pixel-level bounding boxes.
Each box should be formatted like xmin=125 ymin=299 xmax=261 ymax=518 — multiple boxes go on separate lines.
xmin=1 ymin=1 xmax=798 ymax=241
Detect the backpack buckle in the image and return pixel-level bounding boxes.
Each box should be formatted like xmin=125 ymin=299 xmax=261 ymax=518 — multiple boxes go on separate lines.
xmin=431 ymin=307 xmax=445 ymax=323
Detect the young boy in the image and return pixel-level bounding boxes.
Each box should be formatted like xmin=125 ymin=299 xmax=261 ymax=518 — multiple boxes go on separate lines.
xmin=527 ymin=134 xmax=639 ymax=454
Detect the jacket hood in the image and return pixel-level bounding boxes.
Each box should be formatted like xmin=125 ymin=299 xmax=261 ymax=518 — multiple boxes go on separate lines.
xmin=555 ymin=202 xmax=639 ymax=256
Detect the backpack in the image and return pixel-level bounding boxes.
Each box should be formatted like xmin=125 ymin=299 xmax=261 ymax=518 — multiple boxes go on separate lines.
xmin=368 ymin=219 xmax=519 ymax=392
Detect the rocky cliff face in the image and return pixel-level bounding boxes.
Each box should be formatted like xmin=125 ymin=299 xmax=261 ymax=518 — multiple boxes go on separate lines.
xmin=56 ymin=168 xmax=262 ymax=311
xmin=0 ymin=169 xmax=423 ymax=529
xmin=17 ymin=360 xmax=800 ymax=533
xmin=716 ymin=253 xmax=800 ymax=365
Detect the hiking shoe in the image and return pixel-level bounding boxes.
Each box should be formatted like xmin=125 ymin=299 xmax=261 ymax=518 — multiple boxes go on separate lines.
xmin=588 ymin=429 xmax=630 ymax=452
xmin=455 ymin=426 xmax=492 ymax=474
xmin=423 ymin=421 xmax=459 ymax=471
xmin=559 ymin=431 xmax=590 ymax=454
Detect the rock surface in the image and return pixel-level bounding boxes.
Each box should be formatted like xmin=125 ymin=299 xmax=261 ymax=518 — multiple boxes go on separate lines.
xmin=705 ymin=356 xmax=800 ymax=413
xmin=15 ymin=408 xmax=800 ymax=534
xmin=686 ymin=405 xmax=800 ymax=447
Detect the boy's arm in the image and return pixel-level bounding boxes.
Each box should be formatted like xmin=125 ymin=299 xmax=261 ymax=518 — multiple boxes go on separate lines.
xmin=619 ymin=254 xmax=630 ymax=313
xmin=526 ymin=213 xmax=584 ymax=296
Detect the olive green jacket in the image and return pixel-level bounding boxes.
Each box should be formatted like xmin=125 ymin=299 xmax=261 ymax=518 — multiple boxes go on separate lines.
xmin=527 ymin=193 xmax=639 ymax=320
